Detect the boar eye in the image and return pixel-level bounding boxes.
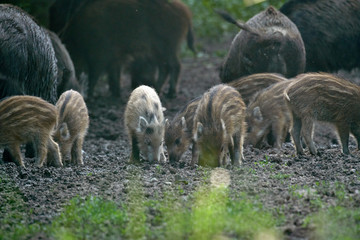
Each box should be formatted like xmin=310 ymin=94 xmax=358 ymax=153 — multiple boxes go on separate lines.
xmin=175 ymin=138 xmax=181 ymax=145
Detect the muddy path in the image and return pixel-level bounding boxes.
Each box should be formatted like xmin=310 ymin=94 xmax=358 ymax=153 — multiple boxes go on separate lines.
xmin=1 ymin=38 xmax=360 ymax=239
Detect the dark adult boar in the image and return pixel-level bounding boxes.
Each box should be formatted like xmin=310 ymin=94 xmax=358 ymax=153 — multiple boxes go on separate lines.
xmin=246 ymin=81 xmax=293 ymax=149
xmin=0 ymin=4 xmax=58 ymax=103
xmin=0 ymin=96 xmax=62 ymax=168
xmin=280 ymin=0 xmax=360 ymax=72
xmin=47 ymin=30 xmax=82 ymax=98
xmin=284 ymin=73 xmax=360 ymax=155
xmin=165 ymin=96 xmax=200 ymax=163
xmin=130 ymin=0 xmax=195 ymax=98
xmin=50 ymin=0 xmax=194 ymax=98
xmin=192 ymin=84 xmax=246 ymax=167
xmin=218 ymin=6 xmax=305 ymax=83
xmin=227 ymin=73 xmax=288 ymax=105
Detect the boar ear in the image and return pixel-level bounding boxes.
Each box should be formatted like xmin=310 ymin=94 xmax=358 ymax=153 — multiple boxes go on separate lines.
xmin=163 ymin=118 xmax=168 ymax=126
xmin=194 ymin=122 xmax=203 ymax=141
xmin=253 ymin=106 xmax=263 ymax=121
xmin=181 ymin=116 xmax=187 ymax=131
xmin=59 ymin=123 xmax=70 ymax=141
xmin=137 ymin=116 xmax=148 ymax=132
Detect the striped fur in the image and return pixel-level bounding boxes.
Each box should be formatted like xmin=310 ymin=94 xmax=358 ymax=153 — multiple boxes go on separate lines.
xmin=192 ymin=84 xmax=246 ymax=167
xmin=0 ymin=95 xmax=61 ymax=167
xmin=53 ymin=90 xmax=89 ymax=165
xmin=284 ymin=72 xmax=360 ymax=155
xmin=124 ymin=85 xmax=166 ymax=163
xmin=246 ymin=80 xmax=293 ymax=149
xmin=165 ymin=96 xmax=200 ymax=162
xmin=227 ymin=73 xmax=287 ymax=105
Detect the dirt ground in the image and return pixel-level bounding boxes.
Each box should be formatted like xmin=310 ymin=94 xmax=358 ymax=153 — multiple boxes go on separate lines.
xmin=1 ymin=37 xmax=360 ymax=240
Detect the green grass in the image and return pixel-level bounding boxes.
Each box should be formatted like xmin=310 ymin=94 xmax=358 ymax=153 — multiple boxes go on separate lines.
xmin=305 ymin=206 xmax=360 ymax=240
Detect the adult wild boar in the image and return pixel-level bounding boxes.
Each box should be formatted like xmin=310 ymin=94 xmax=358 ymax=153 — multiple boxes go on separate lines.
xmin=0 ymin=4 xmax=58 ymax=103
xmin=47 ymin=30 xmax=82 ymax=97
xmin=280 ymin=0 xmax=360 ymax=72
xmin=130 ymin=0 xmax=195 ymax=98
xmin=0 ymin=4 xmax=58 ymax=163
xmin=49 ymin=0 xmax=195 ymax=98
xmin=218 ymin=6 xmax=305 ymax=83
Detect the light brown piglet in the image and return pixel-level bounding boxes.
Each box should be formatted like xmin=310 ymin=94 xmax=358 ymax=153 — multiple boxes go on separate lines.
xmin=125 ymin=85 xmax=166 ymax=163
xmin=192 ymin=84 xmax=246 ymax=167
xmin=227 ymin=73 xmax=287 ymax=105
xmin=52 ymin=90 xmax=89 ymax=165
xmin=284 ymin=72 xmax=360 ymax=155
xmin=246 ymin=80 xmax=293 ymax=149
xmin=0 ymin=95 xmax=62 ymax=167
xmin=165 ymin=96 xmax=200 ymax=163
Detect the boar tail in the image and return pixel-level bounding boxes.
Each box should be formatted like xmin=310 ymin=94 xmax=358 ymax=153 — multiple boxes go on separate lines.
xmin=187 ymin=25 xmax=196 ymax=54
xmin=214 ymin=9 xmax=260 ymax=36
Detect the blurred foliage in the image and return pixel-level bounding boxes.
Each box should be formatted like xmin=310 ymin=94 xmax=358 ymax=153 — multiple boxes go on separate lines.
xmin=0 ymin=0 xmax=54 ymax=26
xmin=182 ymin=0 xmax=288 ymax=38
xmin=2 ymin=0 xmax=287 ymax=38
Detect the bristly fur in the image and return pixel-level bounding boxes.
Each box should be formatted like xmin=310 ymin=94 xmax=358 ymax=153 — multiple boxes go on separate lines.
xmin=165 ymin=96 xmax=201 ymax=162
xmin=284 ymin=72 xmax=360 ymax=155
xmin=0 ymin=95 xmax=62 ymax=167
xmin=219 ymin=6 xmax=305 ymax=83
xmin=125 ymin=85 xmax=166 ymax=163
xmin=192 ymin=84 xmax=246 ymax=167
xmin=52 ymin=90 xmax=89 ymax=165
xmin=227 ymin=73 xmax=287 ymax=105
xmin=246 ymin=80 xmax=293 ymax=149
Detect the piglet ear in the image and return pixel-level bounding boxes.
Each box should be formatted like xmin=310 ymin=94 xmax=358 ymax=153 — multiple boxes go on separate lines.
xmin=137 ymin=116 xmax=148 ymax=132
xmin=253 ymin=106 xmax=263 ymax=121
xmin=59 ymin=123 xmax=70 ymax=141
xmin=181 ymin=116 xmax=187 ymax=131
xmin=162 ymin=107 xmax=166 ymax=112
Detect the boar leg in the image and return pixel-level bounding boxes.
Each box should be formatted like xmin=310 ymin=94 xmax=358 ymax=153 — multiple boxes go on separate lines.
xmin=48 ymin=138 xmax=63 ymax=167
xmin=272 ymin=121 xmax=286 ymax=149
xmin=190 ymin=139 xmax=199 ymax=167
xmin=350 ymin=122 xmax=360 ymax=150
xmin=36 ymin=139 xmax=48 ymax=168
xmin=130 ymin=135 xmax=141 ymax=163
xmin=71 ymin=136 xmax=84 ymax=165
xmin=87 ymin=65 xmax=102 ymax=98
xmin=156 ymin=62 xmax=170 ymax=95
xmin=335 ymin=122 xmax=350 ymax=154
xmin=231 ymin=131 xmax=243 ymax=166
xmin=167 ymin=56 xmax=181 ymax=98
xmin=108 ymin=63 xmax=121 ymax=97
xmin=6 ymin=145 xmax=24 ymax=167
xmin=291 ymin=115 xmax=304 ymax=155
xmin=301 ymin=118 xmax=317 ymax=155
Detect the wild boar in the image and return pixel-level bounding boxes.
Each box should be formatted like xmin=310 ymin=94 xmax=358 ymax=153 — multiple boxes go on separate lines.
xmin=280 ymin=0 xmax=360 ymax=72
xmin=284 ymin=73 xmax=360 ymax=155
xmin=0 ymin=96 xmax=62 ymax=167
xmin=52 ymin=90 xmax=89 ymax=165
xmin=130 ymin=0 xmax=195 ymax=98
xmin=0 ymin=4 xmax=58 ymax=103
xmin=124 ymin=85 xmax=166 ymax=163
xmin=46 ymin=30 xmax=82 ymax=98
xmin=217 ymin=6 xmax=305 ymax=83
xmin=227 ymin=73 xmax=288 ymax=105
xmin=192 ymin=84 xmax=246 ymax=167
xmin=49 ymin=0 xmax=195 ymax=98
xmin=165 ymin=96 xmax=201 ymax=162
xmin=246 ymin=81 xmax=293 ymax=149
